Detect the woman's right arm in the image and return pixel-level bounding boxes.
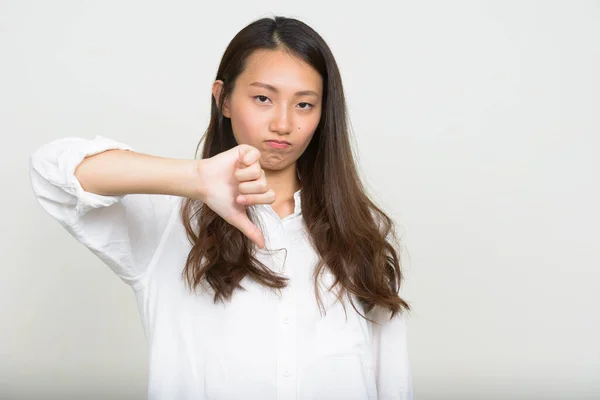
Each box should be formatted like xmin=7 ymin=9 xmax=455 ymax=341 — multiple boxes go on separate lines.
xmin=28 ymin=135 xmax=205 ymax=289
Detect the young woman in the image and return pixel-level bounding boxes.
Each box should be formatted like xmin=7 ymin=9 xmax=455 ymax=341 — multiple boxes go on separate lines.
xmin=29 ymin=16 xmax=413 ymax=400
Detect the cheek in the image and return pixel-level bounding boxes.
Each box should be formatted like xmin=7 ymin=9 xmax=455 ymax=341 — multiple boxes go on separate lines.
xmin=303 ymin=113 xmax=321 ymax=133
xmin=296 ymin=116 xmax=320 ymax=149
xmin=230 ymin=104 xmax=266 ymax=143
xmin=300 ymin=112 xmax=321 ymax=136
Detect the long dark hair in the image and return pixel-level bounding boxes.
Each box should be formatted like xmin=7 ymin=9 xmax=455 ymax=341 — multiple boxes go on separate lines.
xmin=181 ymin=16 xmax=410 ymax=323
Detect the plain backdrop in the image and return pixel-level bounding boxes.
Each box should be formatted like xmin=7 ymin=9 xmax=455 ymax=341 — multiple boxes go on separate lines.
xmin=1 ymin=1 xmax=599 ymax=399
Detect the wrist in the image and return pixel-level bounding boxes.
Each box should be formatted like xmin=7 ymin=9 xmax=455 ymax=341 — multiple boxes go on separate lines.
xmin=190 ymin=159 xmax=208 ymax=202
xmin=161 ymin=158 xmax=206 ymax=200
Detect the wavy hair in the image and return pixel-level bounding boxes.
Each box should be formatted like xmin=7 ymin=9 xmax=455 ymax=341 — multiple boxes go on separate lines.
xmin=181 ymin=16 xmax=410 ymax=323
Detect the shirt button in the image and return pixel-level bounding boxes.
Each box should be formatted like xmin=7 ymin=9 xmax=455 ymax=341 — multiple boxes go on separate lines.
xmin=283 ymin=369 xmax=291 ymax=377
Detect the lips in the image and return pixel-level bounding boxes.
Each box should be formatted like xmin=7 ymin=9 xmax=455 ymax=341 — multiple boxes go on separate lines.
xmin=267 ymin=140 xmax=290 ymax=145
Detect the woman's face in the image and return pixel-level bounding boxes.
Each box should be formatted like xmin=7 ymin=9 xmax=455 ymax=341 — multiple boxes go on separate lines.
xmin=214 ymin=49 xmax=323 ymax=172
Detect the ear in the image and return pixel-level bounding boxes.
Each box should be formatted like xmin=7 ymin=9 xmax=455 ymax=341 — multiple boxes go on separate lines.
xmin=212 ymin=80 xmax=231 ymax=118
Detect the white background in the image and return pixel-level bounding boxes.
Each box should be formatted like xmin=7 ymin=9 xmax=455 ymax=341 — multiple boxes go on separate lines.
xmin=1 ymin=1 xmax=599 ymax=399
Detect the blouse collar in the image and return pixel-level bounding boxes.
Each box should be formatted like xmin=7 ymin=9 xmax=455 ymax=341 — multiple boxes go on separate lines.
xmin=251 ymin=187 xmax=302 ymax=222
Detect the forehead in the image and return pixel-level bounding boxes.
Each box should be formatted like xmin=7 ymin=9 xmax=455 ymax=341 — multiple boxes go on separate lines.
xmin=237 ymin=49 xmax=323 ymax=94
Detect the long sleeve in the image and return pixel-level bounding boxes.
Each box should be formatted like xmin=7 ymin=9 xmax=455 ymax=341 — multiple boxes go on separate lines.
xmin=369 ymin=305 xmax=414 ymax=400
xmin=29 ymin=135 xmax=180 ymax=290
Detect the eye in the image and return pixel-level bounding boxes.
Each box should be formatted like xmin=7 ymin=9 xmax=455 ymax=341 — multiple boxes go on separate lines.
xmin=253 ymin=95 xmax=271 ymax=104
xmin=298 ymin=102 xmax=313 ymax=110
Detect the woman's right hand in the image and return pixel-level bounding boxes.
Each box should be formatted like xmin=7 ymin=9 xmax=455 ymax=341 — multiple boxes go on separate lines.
xmin=195 ymin=144 xmax=276 ymax=249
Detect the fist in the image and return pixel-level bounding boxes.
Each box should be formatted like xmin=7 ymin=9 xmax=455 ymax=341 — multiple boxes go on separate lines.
xmin=197 ymin=144 xmax=276 ymax=249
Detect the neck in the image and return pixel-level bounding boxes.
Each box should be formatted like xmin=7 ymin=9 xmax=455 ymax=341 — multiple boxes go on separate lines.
xmin=264 ymin=164 xmax=301 ymax=203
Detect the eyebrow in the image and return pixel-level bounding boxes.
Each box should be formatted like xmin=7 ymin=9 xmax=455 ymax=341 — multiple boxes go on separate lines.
xmin=249 ymin=81 xmax=320 ymax=97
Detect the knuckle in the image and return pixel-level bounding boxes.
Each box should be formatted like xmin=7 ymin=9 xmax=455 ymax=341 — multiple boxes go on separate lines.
xmin=238 ymin=172 xmax=248 ymax=182
xmin=252 ymin=164 xmax=262 ymax=178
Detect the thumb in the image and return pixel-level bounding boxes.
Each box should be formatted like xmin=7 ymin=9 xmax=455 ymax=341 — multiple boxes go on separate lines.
xmin=227 ymin=212 xmax=265 ymax=249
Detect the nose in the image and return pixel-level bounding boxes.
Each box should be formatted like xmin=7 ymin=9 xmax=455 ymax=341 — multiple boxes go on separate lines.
xmin=269 ymin=103 xmax=293 ymax=135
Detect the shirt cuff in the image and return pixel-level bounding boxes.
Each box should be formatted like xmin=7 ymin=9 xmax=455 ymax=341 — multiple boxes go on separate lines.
xmin=55 ymin=135 xmax=136 ymax=217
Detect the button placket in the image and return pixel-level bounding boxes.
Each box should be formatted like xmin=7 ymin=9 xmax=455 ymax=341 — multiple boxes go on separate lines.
xmin=276 ymin=225 xmax=297 ymax=399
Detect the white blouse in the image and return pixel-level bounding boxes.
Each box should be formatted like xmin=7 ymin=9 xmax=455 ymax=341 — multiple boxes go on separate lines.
xmin=29 ymin=135 xmax=414 ymax=400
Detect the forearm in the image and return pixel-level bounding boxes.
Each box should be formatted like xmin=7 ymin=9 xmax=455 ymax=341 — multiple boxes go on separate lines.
xmin=74 ymin=149 xmax=204 ymax=199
